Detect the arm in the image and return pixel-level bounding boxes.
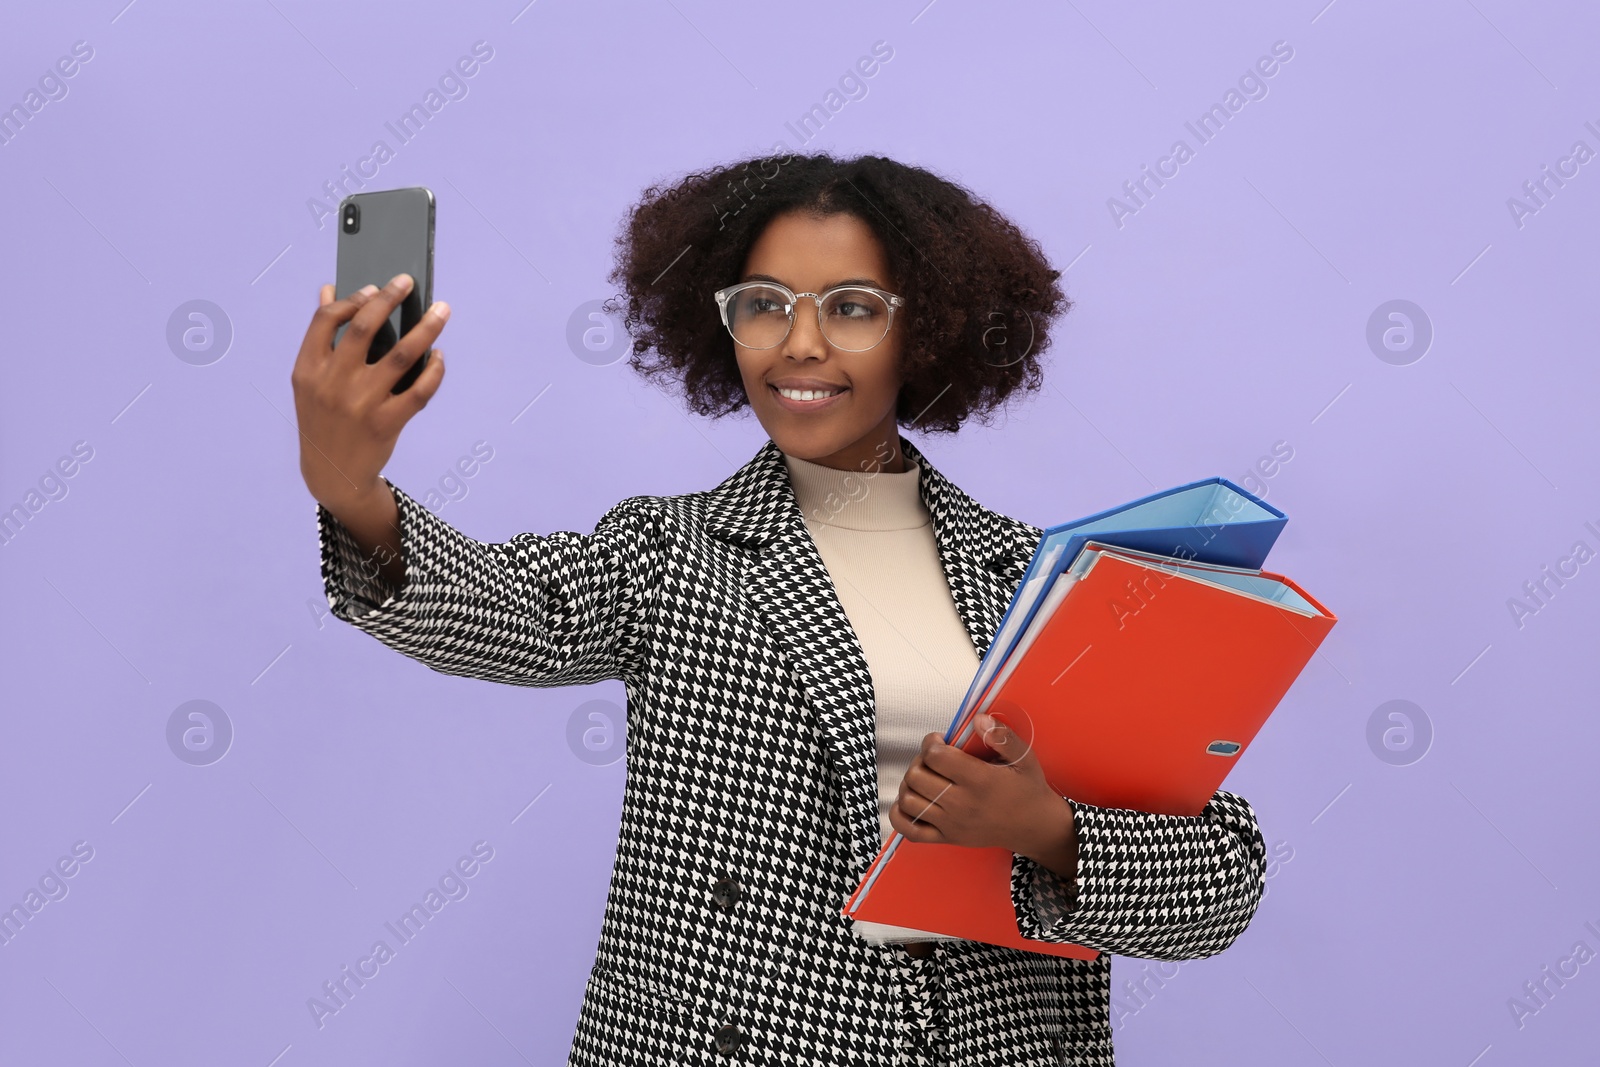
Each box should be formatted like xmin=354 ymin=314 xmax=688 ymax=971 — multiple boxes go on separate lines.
xmin=318 ymin=475 xmax=664 ymax=687
xmin=1009 ymin=788 xmax=1266 ymax=960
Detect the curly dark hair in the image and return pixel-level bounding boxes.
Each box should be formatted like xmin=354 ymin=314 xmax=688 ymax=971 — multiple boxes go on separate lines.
xmin=603 ymin=151 xmax=1069 ymax=434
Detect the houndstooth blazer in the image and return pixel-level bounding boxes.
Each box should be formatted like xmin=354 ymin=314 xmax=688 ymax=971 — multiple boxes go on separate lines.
xmin=317 ymin=433 xmax=1267 ymax=1066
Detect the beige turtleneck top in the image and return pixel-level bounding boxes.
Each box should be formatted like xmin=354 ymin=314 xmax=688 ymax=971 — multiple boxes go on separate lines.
xmin=782 ymin=450 xmax=982 ymax=945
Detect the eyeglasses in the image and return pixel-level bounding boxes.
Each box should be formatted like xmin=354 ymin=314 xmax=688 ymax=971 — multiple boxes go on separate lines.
xmin=713 ymin=281 xmax=905 ymax=352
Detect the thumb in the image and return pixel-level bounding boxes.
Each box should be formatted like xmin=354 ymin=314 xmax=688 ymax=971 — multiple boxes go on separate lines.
xmin=981 ymin=715 xmax=1036 ymax=771
xmin=981 ymin=713 xmax=1017 ymax=749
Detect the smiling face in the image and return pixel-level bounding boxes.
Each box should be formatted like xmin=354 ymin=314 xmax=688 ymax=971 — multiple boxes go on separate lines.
xmin=732 ymin=210 xmax=907 ymax=473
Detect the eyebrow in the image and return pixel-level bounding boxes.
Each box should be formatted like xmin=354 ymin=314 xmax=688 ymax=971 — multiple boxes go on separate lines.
xmin=741 ymin=272 xmax=886 ymax=290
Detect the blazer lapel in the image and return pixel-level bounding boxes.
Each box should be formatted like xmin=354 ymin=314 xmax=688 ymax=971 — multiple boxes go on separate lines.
xmin=704 ymin=435 xmax=1039 ymax=873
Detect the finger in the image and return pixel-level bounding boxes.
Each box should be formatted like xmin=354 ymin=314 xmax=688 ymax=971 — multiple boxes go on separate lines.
xmin=890 ymin=797 xmax=943 ymax=842
xmin=333 ymin=273 xmax=416 ymax=365
xmin=923 ymin=732 xmax=984 ymax=784
xmin=904 ymin=759 xmax=956 ymax=799
xmin=888 ymin=802 xmax=912 ymax=839
xmin=319 ymin=284 xmax=334 ymax=307
xmin=306 ymin=283 xmax=382 ymax=352
xmin=889 ymin=802 xmax=940 ymax=844
xmin=373 ymin=301 xmax=450 ymax=394
xmin=977 ymin=713 xmax=1006 ymax=747
xmin=382 ymin=346 xmax=447 ymax=424
xmin=922 ymin=775 xmax=958 ymax=814
xmin=898 ymin=776 xmax=948 ymax=822
xmin=982 ymin=717 xmax=1036 ymax=769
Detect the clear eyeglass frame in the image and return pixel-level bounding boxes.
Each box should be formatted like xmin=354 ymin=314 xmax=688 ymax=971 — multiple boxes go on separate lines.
xmin=712 ymin=280 xmax=906 ymax=352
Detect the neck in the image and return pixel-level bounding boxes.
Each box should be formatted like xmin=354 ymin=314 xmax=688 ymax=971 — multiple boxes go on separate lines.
xmin=782 ymin=450 xmax=926 ymax=531
xmin=778 ymin=419 xmax=904 ymax=473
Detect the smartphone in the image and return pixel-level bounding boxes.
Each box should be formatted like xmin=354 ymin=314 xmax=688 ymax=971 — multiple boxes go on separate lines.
xmin=335 ymin=186 xmax=435 ymax=394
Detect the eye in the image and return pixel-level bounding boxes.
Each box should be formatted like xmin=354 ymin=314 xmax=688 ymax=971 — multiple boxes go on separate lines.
xmin=822 ymin=288 xmax=888 ymax=321
xmin=733 ymin=286 xmax=789 ymax=317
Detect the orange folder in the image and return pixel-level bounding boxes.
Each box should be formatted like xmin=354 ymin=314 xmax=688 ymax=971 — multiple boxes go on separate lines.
xmin=842 ymin=541 xmax=1337 ymax=959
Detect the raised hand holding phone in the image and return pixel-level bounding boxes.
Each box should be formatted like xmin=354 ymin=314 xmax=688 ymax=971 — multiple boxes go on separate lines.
xmin=289 ymin=274 xmax=450 ymax=588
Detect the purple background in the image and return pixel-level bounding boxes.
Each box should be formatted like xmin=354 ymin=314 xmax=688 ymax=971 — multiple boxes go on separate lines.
xmin=3 ymin=1 xmax=1597 ymax=1063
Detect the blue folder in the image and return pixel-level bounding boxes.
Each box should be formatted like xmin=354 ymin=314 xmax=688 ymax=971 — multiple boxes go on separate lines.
xmin=944 ymin=476 xmax=1286 ymax=741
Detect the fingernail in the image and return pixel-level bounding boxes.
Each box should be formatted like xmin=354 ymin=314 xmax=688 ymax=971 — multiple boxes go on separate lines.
xmin=390 ymin=273 xmax=414 ymax=292
xmin=357 ymin=284 xmax=380 ymax=297
xmin=429 ymin=301 xmax=450 ymax=321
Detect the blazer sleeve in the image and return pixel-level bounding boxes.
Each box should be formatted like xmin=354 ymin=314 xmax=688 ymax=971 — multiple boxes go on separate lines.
xmin=1008 ymin=788 xmax=1267 ymax=961
xmin=316 ymin=476 xmax=663 ymax=687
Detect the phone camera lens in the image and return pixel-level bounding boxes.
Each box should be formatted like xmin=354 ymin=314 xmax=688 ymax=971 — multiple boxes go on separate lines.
xmin=342 ymin=203 xmax=360 ymax=234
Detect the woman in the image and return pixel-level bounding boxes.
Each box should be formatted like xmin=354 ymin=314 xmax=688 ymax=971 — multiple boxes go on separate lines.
xmin=292 ymin=152 xmax=1266 ymax=1066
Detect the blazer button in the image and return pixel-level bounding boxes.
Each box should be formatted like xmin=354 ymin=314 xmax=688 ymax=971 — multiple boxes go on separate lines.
xmin=711 ymin=876 xmax=742 ymax=910
xmin=713 ymin=1022 xmax=746 ymax=1056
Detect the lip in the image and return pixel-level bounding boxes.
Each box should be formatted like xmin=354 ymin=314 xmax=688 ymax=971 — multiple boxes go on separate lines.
xmin=769 ymin=383 xmax=849 ymax=413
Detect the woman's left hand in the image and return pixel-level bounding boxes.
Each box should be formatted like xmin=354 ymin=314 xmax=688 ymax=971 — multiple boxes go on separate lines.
xmin=888 ymin=712 xmax=1074 ymax=861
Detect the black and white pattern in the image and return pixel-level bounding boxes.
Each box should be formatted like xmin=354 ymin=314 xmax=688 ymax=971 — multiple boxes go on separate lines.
xmin=318 ymin=434 xmax=1267 ymax=1065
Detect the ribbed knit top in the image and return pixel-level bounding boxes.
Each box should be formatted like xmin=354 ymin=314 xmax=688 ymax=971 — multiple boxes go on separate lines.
xmin=783 ymin=450 xmax=981 ymax=945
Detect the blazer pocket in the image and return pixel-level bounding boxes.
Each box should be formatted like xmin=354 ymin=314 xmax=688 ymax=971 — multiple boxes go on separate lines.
xmin=584 ymin=964 xmax=702 ymax=1024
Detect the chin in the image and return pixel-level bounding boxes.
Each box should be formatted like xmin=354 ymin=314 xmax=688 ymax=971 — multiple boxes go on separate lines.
xmin=768 ymin=426 xmax=845 ymax=461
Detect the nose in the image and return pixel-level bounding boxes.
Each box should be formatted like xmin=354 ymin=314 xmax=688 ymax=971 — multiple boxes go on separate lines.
xmin=780 ymin=294 xmax=829 ymax=360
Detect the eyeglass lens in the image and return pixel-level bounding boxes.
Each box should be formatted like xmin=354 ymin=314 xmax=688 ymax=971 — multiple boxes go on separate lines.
xmin=725 ymin=285 xmax=891 ymax=351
